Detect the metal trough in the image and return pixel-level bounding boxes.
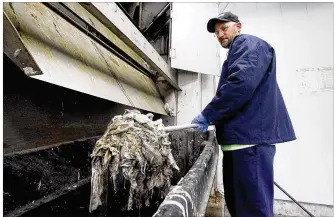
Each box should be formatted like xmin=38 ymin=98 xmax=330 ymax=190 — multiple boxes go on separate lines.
xmin=3 ymin=129 xmax=218 ymax=217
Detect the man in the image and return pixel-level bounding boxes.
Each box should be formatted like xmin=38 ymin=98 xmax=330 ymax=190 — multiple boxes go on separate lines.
xmin=192 ymin=12 xmax=296 ymax=217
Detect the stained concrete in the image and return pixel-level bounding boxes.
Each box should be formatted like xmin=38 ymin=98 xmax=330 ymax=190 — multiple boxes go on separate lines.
xmin=208 ymin=195 xmax=334 ymax=217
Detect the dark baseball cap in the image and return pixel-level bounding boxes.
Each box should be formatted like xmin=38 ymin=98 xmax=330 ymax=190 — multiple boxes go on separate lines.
xmin=207 ymin=11 xmax=240 ymax=33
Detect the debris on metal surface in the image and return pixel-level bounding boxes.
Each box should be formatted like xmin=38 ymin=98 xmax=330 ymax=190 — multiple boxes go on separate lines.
xmin=22 ymin=67 xmax=40 ymax=76
xmin=3 ymin=2 xmax=168 ymax=115
xmin=89 ymin=109 xmax=179 ymax=212
xmin=164 ymin=103 xmax=175 ymax=116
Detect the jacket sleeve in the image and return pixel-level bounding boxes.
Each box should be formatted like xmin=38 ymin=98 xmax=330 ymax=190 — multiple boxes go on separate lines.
xmin=202 ymin=37 xmax=273 ymax=123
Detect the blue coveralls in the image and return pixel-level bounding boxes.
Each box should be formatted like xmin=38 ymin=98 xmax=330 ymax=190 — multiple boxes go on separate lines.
xmin=202 ymin=34 xmax=296 ymax=217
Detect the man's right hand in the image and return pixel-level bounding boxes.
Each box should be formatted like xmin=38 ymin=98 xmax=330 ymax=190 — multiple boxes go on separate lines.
xmin=191 ymin=114 xmax=209 ymax=133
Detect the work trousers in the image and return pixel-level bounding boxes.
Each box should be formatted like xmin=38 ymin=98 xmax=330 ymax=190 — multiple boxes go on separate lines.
xmin=222 ymin=144 xmax=276 ymax=217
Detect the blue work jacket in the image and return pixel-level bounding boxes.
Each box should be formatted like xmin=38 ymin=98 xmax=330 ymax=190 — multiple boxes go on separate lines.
xmin=202 ymin=34 xmax=296 ymax=145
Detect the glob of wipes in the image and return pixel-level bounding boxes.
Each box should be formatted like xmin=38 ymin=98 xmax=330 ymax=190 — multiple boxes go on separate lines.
xmin=89 ymin=109 xmax=179 ymax=212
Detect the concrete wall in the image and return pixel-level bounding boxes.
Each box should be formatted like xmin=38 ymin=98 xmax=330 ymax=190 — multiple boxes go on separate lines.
xmin=176 ymin=71 xmax=217 ymax=125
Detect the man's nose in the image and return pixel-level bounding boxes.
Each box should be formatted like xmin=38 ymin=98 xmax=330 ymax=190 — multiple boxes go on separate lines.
xmin=217 ymin=31 xmax=224 ymax=39
xmin=216 ymin=30 xmax=224 ymax=38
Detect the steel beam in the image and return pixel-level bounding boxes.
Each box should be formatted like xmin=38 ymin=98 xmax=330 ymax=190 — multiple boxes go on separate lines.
xmin=81 ymin=3 xmax=181 ymax=91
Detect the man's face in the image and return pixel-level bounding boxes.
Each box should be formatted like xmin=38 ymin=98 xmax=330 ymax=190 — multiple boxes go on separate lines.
xmin=214 ymin=21 xmax=241 ymax=48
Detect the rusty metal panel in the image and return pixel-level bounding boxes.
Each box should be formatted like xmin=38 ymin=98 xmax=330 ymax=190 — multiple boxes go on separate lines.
xmin=3 ymin=3 xmax=167 ymax=115
xmin=82 ymin=3 xmax=181 ymax=90
xmin=62 ymin=2 xmax=153 ymax=76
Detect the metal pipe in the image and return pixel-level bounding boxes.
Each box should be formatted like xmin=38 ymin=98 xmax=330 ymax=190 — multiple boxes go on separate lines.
xmin=4 ymin=135 xmax=101 ymax=157
xmin=164 ymin=124 xmax=216 ymax=132
xmin=164 ymin=124 xmax=198 ymax=132
xmin=274 ymin=181 xmax=315 ymax=217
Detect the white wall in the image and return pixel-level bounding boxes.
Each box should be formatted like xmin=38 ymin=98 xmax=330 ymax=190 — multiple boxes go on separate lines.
xmin=170 ymin=3 xmax=221 ymax=75
xmin=220 ymin=2 xmax=334 ymax=205
xmin=172 ymin=4 xmax=220 ymax=124
xmin=176 ymin=71 xmax=217 ymax=124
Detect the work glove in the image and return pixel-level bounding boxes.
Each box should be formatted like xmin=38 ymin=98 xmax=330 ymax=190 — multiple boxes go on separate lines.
xmin=191 ymin=114 xmax=209 ymax=133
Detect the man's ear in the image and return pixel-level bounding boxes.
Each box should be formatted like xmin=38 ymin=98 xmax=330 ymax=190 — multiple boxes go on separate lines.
xmin=236 ymin=23 xmax=242 ymax=33
xmin=236 ymin=23 xmax=242 ymax=29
